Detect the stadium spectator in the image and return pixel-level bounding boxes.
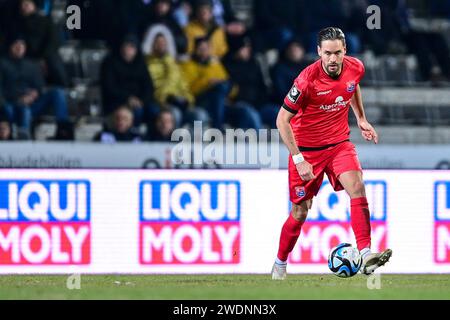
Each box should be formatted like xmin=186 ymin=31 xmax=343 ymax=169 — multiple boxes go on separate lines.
xmin=181 ymin=37 xmax=228 ymax=129
xmin=94 ymin=106 xmax=143 ymax=143
xmin=146 ymin=33 xmax=208 ymax=127
xmin=185 ymin=0 xmax=246 ymax=37
xmin=253 ymin=0 xmax=361 ymax=54
xmin=252 ymin=0 xmax=306 ymax=51
xmin=360 ymin=0 xmax=410 ymax=55
xmin=342 ymin=1 xmax=370 ymax=53
xmin=36 ymin=0 xmax=53 ymax=16
xmin=0 ymin=114 xmax=13 ymax=141
xmin=304 ymin=1 xmax=362 ymax=54
xmin=173 ymin=0 xmax=192 ymax=27
xmin=11 ymin=0 xmax=68 ymax=86
xmin=366 ymin=0 xmax=450 ymax=81
xmin=182 ymin=0 xmax=248 ymax=46
xmin=207 ymin=0 xmax=248 ymax=57
xmin=0 ymin=37 xmax=69 ymax=139
xmin=66 ymin=0 xmax=112 ymax=43
xmin=142 ymin=24 xmax=179 ymax=62
xmin=49 ymin=120 xmax=75 ymax=141
xmin=271 ymin=40 xmax=309 ymax=103
xmin=402 ymin=0 xmax=450 ymax=82
xmin=67 ymin=0 xmax=153 ymax=50
xmin=143 ymin=0 xmax=188 ymax=55
xmin=100 ymin=34 xmax=159 ymax=127
xmin=184 ymin=0 xmax=228 ymax=58
xmin=181 ymin=37 xmax=261 ymax=130
xmin=103 ymin=0 xmax=150 ymax=50
xmin=223 ymin=36 xmax=267 ymax=129
xmin=147 ymin=109 xmax=176 ymax=142
xmin=211 ymin=0 xmax=244 ymax=31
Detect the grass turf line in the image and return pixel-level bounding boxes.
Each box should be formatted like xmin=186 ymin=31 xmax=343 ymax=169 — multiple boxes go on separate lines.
xmin=0 ymin=274 xmax=449 ymax=300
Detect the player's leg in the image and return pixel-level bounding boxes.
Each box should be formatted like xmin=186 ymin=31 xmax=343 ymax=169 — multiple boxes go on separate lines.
xmin=338 ymin=170 xmax=392 ymax=274
xmin=272 ymin=199 xmax=312 ymax=280
xmin=338 ymin=170 xmax=371 ymax=251
xmin=325 ymin=142 xmax=392 ymax=274
xmin=277 ymin=200 xmax=312 ymax=261
xmin=272 ymin=151 xmax=325 ymax=280
xmin=323 ymin=142 xmax=371 ymax=252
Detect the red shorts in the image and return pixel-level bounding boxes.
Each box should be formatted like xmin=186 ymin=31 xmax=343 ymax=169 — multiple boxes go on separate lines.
xmin=289 ymin=141 xmax=362 ymax=204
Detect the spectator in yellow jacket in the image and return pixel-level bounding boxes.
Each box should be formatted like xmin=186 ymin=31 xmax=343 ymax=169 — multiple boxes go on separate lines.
xmin=146 ymin=33 xmax=208 ymax=127
xmin=181 ymin=37 xmax=261 ymax=130
xmin=181 ymin=36 xmax=228 ymax=129
xmin=146 ymin=33 xmax=194 ymax=108
xmin=184 ymin=0 xmax=228 ymax=59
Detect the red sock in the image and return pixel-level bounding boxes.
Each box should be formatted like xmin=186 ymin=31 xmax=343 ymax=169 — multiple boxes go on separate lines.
xmin=350 ymin=197 xmax=371 ymax=251
xmin=277 ymin=213 xmax=304 ymax=261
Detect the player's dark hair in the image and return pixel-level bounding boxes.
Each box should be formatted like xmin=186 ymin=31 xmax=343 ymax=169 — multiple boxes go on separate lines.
xmin=317 ymin=27 xmax=346 ymax=47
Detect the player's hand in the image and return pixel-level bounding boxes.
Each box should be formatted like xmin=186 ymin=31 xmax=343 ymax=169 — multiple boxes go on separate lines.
xmin=296 ymin=160 xmax=315 ymax=181
xmin=358 ymin=119 xmax=378 ymax=144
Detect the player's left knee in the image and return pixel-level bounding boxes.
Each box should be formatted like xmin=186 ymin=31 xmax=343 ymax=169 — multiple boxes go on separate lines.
xmin=291 ymin=203 xmax=309 ymax=222
xmin=349 ymin=181 xmax=366 ymax=198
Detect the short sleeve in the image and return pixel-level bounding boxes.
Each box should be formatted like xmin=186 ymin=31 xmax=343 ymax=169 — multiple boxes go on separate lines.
xmin=354 ymin=58 xmax=365 ymax=84
xmin=282 ymin=77 xmax=309 ymax=114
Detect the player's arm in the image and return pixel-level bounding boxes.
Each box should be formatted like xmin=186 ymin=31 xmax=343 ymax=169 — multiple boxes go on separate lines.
xmin=276 ymin=107 xmax=315 ymax=181
xmin=351 ymin=84 xmax=378 ymax=144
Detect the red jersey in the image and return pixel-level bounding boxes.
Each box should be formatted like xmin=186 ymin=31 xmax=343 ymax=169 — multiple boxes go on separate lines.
xmin=283 ymin=56 xmax=365 ymax=148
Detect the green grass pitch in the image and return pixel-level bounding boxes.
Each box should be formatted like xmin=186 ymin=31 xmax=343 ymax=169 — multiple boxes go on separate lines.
xmin=1 ymin=274 xmax=450 ymax=300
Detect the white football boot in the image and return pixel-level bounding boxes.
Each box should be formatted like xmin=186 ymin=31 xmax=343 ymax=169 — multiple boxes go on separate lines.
xmin=271 ymin=262 xmax=287 ymax=280
xmin=360 ymin=248 xmax=393 ymax=275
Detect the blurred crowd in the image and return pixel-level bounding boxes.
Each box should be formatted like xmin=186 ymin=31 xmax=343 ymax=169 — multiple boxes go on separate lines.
xmin=0 ymin=0 xmax=449 ymax=142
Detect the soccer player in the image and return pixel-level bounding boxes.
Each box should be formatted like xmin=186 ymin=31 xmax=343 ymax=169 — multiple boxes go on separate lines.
xmin=272 ymin=27 xmax=392 ymax=280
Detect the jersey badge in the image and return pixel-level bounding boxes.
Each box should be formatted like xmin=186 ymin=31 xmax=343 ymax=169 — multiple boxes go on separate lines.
xmin=287 ymin=85 xmax=301 ymax=103
xmin=346 ymin=81 xmax=356 ymax=93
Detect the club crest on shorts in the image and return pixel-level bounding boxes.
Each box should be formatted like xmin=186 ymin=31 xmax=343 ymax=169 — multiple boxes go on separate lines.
xmin=346 ymin=81 xmax=356 ymax=92
xmin=295 ymin=186 xmax=305 ymax=198
xmin=287 ymin=85 xmax=301 ymax=103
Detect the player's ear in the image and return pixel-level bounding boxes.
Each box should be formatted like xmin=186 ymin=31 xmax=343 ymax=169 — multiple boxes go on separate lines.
xmin=317 ymin=45 xmax=321 ymax=57
xmin=343 ymin=45 xmax=347 ymax=55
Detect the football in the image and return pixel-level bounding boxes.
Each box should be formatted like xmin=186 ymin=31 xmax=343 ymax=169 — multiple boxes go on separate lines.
xmin=328 ymin=243 xmax=362 ymax=278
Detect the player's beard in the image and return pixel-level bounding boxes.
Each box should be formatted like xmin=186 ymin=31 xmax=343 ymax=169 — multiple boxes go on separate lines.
xmin=326 ymin=63 xmax=342 ymax=78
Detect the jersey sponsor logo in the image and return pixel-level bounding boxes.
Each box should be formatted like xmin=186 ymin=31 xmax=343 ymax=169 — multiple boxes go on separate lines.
xmin=289 ymin=181 xmax=388 ymax=264
xmin=0 ymin=180 xmax=91 ymax=264
xmin=346 ymin=81 xmax=356 ymax=92
xmin=319 ymin=96 xmax=351 ymax=112
xmin=287 ymin=85 xmax=301 ymax=103
xmin=139 ymin=180 xmax=240 ymax=264
xmin=434 ymin=181 xmax=450 ymax=263
xmin=317 ymin=90 xmax=332 ymax=96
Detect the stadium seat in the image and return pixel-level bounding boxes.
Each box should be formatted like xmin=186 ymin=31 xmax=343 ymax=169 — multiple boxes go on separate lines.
xmin=34 ymin=122 xmax=57 ymax=141
xmin=75 ymin=121 xmax=104 ymax=142
xmin=255 ymin=51 xmax=277 ymax=90
xmin=433 ymin=106 xmax=450 ymax=126
xmin=59 ymin=41 xmax=82 ymax=84
xmin=80 ymin=48 xmax=109 ymax=85
xmin=363 ymin=104 xmax=384 ymax=125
